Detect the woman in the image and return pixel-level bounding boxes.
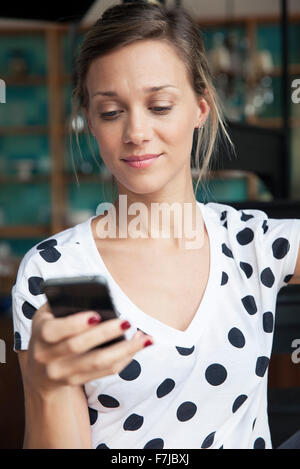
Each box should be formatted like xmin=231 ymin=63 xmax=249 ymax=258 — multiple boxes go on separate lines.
xmin=12 ymin=1 xmax=300 ymax=449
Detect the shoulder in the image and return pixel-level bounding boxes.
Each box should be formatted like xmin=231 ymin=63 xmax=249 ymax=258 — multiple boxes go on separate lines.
xmin=203 ymin=201 xmax=268 ymax=232
xmin=13 ymin=219 xmax=92 ymax=292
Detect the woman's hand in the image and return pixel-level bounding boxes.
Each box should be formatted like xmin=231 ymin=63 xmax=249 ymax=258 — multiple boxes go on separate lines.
xmin=24 ymin=302 xmax=153 ymax=395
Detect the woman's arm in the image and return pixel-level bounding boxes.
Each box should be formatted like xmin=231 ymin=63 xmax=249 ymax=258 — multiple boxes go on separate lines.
xmin=18 ymin=350 xmax=92 ymax=449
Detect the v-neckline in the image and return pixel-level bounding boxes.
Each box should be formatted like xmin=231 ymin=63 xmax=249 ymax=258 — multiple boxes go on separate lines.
xmin=82 ymin=201 xmax=219 ymax=345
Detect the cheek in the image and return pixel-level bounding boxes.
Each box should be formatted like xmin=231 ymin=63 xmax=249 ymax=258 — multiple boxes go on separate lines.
xmin=94 ymin=126 xmax=120 ymax=154
xmin=165 ymin=117 xmax=195 ymax=155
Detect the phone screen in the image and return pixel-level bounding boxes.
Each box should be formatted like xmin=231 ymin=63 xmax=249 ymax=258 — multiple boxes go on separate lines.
xmin=41 ymin=275 xmax=125 ymax=348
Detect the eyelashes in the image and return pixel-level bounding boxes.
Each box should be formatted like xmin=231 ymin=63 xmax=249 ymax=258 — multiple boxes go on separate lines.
xmin=99 ymin=106 xmax=173 ymax=120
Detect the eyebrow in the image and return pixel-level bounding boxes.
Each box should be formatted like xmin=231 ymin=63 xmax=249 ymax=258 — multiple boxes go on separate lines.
xmin=92 ymin=85 xmax=178 ymax=98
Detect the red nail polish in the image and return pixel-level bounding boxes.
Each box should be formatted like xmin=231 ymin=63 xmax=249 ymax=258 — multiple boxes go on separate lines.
xmin=143 ymin=339 xmax=153 ymax=348
xmin=88 ymin=316 xmax=101 ymax=325
xmin=120 ymin=320 xmax=131 ymax=330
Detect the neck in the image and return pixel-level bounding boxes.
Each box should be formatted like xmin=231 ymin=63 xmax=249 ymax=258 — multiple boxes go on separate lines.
xmin=109 ymin=180 xmax=204 ymax=250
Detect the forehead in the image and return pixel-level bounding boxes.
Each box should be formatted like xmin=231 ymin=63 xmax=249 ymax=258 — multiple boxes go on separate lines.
xmin=86 ymin=39 xmax=191 ymax=92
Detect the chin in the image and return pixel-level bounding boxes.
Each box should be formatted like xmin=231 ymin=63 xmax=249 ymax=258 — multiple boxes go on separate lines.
xmin=118 ymin=176 xmax=165 ymax=196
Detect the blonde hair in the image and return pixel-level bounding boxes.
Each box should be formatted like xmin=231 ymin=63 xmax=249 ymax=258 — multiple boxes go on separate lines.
xmin=71 ymin=1 xmax=233 ymax=200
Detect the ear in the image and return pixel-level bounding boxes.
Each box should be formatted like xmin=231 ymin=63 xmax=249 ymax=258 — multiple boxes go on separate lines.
xmin=196 ymin=95 xmax=210 ymax=128
xmin=84 ymin=108 xmax=95 ymax=137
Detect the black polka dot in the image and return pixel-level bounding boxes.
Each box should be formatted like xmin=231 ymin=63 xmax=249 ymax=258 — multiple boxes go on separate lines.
xmin=241 ymin=212 xmax=254 ymax=222
xmin=22 ymin=301 xmax=36 ymax=320
xmin=228 ymin=328 xmax=245 ymax=348
xmin=205 ymin=364 xmax=227 ymax=386
xmin=252 ymin=418 xmax=256 ymax=430
xmin=28 ymin=276 xmax=43 ymax=296
xmin=201 ymin=431 xmax=216 ymax=448
xmin=220 ymin=211 xmax=227 ymax=221
xmin=222 ymin=243 xmax=233 ymax=258
xmin=236 ymin=227 xmax=254 ymax=246
xmin=123 ymin=413 xmax=144 ymax=431
xmin=262 ymin=312 xmax=274 ymax=333
xmin=223 ymin=221 xmax=228 ymax=229
xmin=98 ymin=394 xmax=120 ymax=408
xmin=157 ymin=378 xmax=175 ymax=398
xmin=221 ymin=272 xmax=229 ymax=285
xmin=37 ymin=239 xmax=61 ymax=263
xmin=119 ymin=359 xmax=141 ymax=380
xmin=260 ymin=267 xmax=275 ymax=288
xmin=40 ymin=248 xmax=61 ymax=263
xmin=284 ymin=274 xmax=293 ymax=283
xmin=255 ymin=356 xmax=269 ymax=377
xmin=88 ymin=407 xmax=98 ymax=425
xmin=272 ymin=238 xmax=290 ymax=260
xmin=96 ymin=443 xmax=109 ymax=449
xmin=176 ymin=401 xmax=197 ymax=422
xmin=241 ymin=295 xmax=257 ymax=315
xmin=14 ymin=332 xmax=22 ymax=350
xmin=37 ymin=239 xmax=58 ymax=250
xmin=232 ymin=394 xmax=248 ymax=413
xmin=240 ymin=262 xmax=253 ymax=279
xmin=176 ymin=345 xmax=195 ymax=356
xmin=262 ymin=220 xmax=268 ymax=234
xmin=219 ymin=445 xmax=224 ymax=449
xmin=143 ymin=438 xmax=164 ymax=449
xmin=254 ymin=437 xmax=265 ymax=449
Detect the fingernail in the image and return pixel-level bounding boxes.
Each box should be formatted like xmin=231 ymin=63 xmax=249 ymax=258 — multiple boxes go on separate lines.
xmin=88 ymin=315 xmax=101 ymax=325
xmin=120 ymin=320 xmax=131 ymax=330
xmin=143 ymin=339 xmax=153 ymax=348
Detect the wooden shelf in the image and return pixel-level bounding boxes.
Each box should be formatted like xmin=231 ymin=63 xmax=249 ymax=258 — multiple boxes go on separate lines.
xmin=214 ymin=64 xmax=300 ymax=79
xmin=0 ymin=175 xmax=50 ymax=184
xmin=0 ymin=225 xmax=50 ymax=238
xmin=197 ymin=13 xmax=300 ymax=27
xmin=247 ymin=116 xmax=300 ymax=128
xmin=2 ymin=75 xmax=47 ymax=86
xmin=1 ymin=75 xmax=72 ymax=86
xmin=0 ymin=125 xmax=48 ymax=136
xmin=259 ymin=64 xmax=300 ymax=77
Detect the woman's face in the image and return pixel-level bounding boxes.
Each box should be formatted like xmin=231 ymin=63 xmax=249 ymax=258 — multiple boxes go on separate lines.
xmin=85 ymin=39 xmax=209 ymax=196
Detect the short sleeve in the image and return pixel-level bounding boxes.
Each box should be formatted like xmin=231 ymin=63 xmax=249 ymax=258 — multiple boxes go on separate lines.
xmin=260 ymin=215 xmax=300 ymax=293
xmin=11 ymin=251 xmax=48 ymax=352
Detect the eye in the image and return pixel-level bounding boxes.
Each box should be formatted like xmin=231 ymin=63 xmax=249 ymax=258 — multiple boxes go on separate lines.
xmin=99 ymin=110 xmax=120 ymax=120
xmin=151 ymin=106 xmax=173 ymax=113
xmin=99 ymin=106 xmax=173 ymax=120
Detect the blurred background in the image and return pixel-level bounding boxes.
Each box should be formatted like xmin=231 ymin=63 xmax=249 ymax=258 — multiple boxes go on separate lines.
xmin=0 ymin=0 xmax=300 ymax=449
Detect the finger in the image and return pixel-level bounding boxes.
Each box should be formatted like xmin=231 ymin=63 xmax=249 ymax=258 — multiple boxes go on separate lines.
xmin=49 ymin=329 xmax=154 ymax=385
xmin=40 ymin=315 xmax=132 ymax=355
xmin=38 ymin=310 xmax=106 ymax=345
xmin=32 ymin=301 xmax=53 ymax=323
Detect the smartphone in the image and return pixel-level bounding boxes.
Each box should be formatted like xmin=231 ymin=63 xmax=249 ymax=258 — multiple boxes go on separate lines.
xmin=41 ymin=275 xmax=125 ymax=349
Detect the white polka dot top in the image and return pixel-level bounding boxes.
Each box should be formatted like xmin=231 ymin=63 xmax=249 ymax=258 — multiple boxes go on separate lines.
xmin=12 ymin=201 xmax=300 ymax=449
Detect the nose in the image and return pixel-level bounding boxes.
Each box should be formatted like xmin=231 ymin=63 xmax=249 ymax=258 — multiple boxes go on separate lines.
xmin=123 ymin=109 xmax=151 ymax=146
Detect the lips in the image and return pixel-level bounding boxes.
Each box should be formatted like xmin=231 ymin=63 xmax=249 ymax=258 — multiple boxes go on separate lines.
xmin=122 ymin=154 xmax=162 ymax=162
xmin=122 ymin=154 xmax=162 ymax=169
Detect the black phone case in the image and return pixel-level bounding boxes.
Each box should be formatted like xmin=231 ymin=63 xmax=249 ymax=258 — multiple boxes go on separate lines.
xmin=41 ymin=276 xmax=125 ymax=349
